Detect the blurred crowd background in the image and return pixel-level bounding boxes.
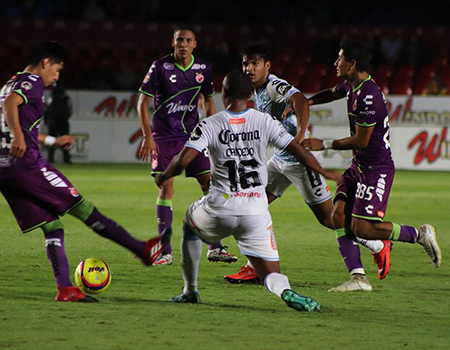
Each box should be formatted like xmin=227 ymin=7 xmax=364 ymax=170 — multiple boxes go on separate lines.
xmin=2 ymin=0 xmax=450 ymax=95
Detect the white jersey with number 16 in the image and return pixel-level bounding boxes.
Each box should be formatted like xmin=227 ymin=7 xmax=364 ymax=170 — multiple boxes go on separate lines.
xmin=186 ymin=108 xmax=293 ymax=216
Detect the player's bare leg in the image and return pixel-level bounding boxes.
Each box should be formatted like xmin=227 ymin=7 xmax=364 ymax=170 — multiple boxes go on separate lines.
xmin=352 ymin=218 xmax=441 ymax=268
xmin=247 ymin=256 xmax=320 ymax=312
xmin=197 ymin=172 xmax=238 ymax=264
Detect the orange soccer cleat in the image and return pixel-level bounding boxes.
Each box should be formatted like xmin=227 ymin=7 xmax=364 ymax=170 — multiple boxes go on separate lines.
xmin=372 ymin=240 xmax=393 ymax=280
xmin=224 ymin=265 xmax=260 ymax=284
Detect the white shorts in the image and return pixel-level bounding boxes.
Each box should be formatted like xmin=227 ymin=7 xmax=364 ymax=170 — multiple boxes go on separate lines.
xmin=185 ymin=197 xmax=279 ymax=261
xmin=266 ymin=155 xmax=331 ymax=206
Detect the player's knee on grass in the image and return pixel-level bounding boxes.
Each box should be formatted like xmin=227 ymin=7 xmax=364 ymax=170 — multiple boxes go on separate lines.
xmin=67 ymin=199 xmax=95 ymax=222
xmin=41 ymin=219 xmax=64 ymax=235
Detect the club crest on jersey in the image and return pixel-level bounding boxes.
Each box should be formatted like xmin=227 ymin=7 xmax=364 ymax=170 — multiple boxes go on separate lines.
xmin=195 ymin=73 xmax=204 ymax=84
xmin=21 ymin=81 xmax=32 ymax=90
xmin=69 ymin=187 xmax=80 ymax=197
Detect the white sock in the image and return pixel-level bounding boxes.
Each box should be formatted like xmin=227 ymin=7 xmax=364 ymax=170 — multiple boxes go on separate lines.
xmin=181 ymin=238 xmax=202 ymax=294
xmin=355 ymin=237 xmax=385 ymax=253
xmin=246 ymin=259 xmax=253 ymax=269
xmin=264 ymin=272 xmax=291 ymax=298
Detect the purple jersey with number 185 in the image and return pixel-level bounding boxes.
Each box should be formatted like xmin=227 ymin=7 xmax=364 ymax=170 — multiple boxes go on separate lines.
xmin=139 ymin=54 xmax=215 ymax=142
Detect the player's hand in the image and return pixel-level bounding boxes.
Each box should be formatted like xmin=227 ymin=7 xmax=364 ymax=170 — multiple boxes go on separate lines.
xmin=302 ymin=138 xmax=324 ymax=151
xmin=294 ymin=133 xmax=305 ymax=145
xmin=10 ymin=135 xmax=26 ymax=158
xmin=281 ymin=106 xmax=293 ymax=120
xmin=55 ymin=135 xmax=75 ymax=149
xmin=323 ymin=169 xmax=342 ymax=184
xmin=138 ymin=136 xmax=157 ymax=162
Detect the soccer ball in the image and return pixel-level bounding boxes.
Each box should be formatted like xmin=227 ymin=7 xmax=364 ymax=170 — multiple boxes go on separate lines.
xmin=75 ymin=258 xmax=111 ymax=294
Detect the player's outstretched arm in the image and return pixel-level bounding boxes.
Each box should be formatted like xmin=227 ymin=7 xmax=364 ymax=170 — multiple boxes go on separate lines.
xmin=154 ymin=146 xmax=200 ymax=187
xmin=38 ymin=134 xmax=75 ymax=149
xmin=3 ymin=93 xmax=26 ymax=158
xmin=308 ymin=88 xmax=346 ymax=106
xmin=137 ymin=93 xmax=157 ymax=162
xmin=285 ymin=140 xmax=341 ymax=183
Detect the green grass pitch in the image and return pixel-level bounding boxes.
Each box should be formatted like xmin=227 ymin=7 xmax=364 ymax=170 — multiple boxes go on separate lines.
xmin=0 ymin=164 xmax=449 ymax=349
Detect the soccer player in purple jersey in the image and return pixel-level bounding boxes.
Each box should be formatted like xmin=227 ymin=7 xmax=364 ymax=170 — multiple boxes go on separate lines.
xmin=304 ymin=40 xmax=442 ymax=292
xmin=0 ymin=41 xmax=164 ymax=302
xmin=137 ymin=28 xmax=237 ymax=265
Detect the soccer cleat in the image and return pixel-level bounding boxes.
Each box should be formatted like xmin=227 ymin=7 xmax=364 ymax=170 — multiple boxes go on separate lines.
xmin=154 ymin=253 xmax=173 ymax=266
xmin=281 ymin=289 xmax=321 ymax=312
xmin=55 ymin=285 xmax=98 ymax=302
xmin=224 ymin=265 xmax=260 ymax=284
xmin=138 ymin=228 xmax=172 ymax=266
xmin=170 ymin=290 xmax=201 ymax=303
xmin=207 ymin=245 xmax=238 ymax=263
xmin=372 ymin=240 xmax=392 ymax=280
xmin=417 ymin=224 xmax=442 ymax=267
xmin=328 ymin=274 xmax=372 ymax=292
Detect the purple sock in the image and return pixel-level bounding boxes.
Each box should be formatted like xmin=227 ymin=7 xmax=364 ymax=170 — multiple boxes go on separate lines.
xmin=157 ymin=205 xmax=173 ymax=254
xmin=85 ymin=208 xmax=145 ymax=256
xmin=337 ymin=235 xmax=364 ymax=273
xmin=398 ymin=224 xmax=418 ymax=243
xmin=45 ymin=230 xmax=72 ymax=287
xmin=209 ymin=242 xmax=223 ymax=250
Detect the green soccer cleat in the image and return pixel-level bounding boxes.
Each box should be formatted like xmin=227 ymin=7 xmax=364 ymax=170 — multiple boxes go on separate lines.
xmin=170 ymin=290 xmax=201 ymax=303
xmin=281 ymin=289 xmax=320 ymax=312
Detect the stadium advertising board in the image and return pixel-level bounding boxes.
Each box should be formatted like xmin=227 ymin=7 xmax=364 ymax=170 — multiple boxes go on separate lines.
xmin=64 ymin=91 xmax=450 ymax=170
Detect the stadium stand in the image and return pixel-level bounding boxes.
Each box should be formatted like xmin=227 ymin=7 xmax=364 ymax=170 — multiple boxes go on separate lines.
xmin=1 ymin=17 xmax=450 ymax=94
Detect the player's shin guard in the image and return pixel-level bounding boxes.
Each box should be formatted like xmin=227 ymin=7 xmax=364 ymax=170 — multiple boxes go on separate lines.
xmin=156 ymin=198 xmax=173 ymax=254
xmin=336 ymin=228 xmax=365 ymax=275
xmin=42 ymin=220 xmax=72 ymax=287
xmin=181 ymin=223 xmax=202 ymax=294
xmin=264 ymin=272 xmax=291 ymax=298
xmin=69 ymin=199 xmax=145 ymax=256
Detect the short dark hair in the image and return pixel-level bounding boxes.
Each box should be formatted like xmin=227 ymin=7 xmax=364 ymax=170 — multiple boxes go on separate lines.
xmin=339 ymin=40 xmax=371 ymax=72
xmin=241 ymin=41 xmax=272 ymax=63
xmin=223 ymin=71 xmax=253 ymax=100
xmin=29 ymin=41 xmax=67 ymax=66
xmin=173 ymin=27 xmax=197 ymax=38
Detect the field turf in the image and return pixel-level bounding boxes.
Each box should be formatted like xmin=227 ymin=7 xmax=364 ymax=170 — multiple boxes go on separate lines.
xmin=0 ymin=164 xmax=449 ymax=349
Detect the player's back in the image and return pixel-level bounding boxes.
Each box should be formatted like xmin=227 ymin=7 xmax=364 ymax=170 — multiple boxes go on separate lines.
xmin=186 ymin=108 xmax=293 ymax=215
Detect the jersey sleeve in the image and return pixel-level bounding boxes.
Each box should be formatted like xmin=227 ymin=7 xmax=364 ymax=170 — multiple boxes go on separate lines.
xmin=265 ymin=114 xmax=294 ymax=150
xmin=12 ymin=75 xmax=43 ymax=105
xmin=356 ymin=89 xmax=381 ymax=127
xmin=185 ymin=119 xmax=213 ymax=152
xmin=139 ymin=61 xmax=158 ymax=97
xmin=266 ymin=77 xmax=299 ymax=104
xmin=332 ymin=80 xmax=348 ymax=95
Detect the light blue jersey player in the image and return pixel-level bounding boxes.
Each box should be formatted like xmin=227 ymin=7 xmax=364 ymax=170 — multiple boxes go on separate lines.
xmin=224 ymin=41 xmax=335 ymax=283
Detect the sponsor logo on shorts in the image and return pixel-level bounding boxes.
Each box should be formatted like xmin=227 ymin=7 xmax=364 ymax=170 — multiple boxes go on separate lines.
xmin=377 ymin=211 xmax=385 ymax=218
xmin=41 ymin=167 xmax=68 ymax=188
xmin=234 ymin=192 xmax=261 ymax=198
xmin=0 ymin=155 xmax=14 ymax=168
xmin=229 ymin=118 xmax=246 ymax=124
xmin=268 ymin=225 xmax=277 ymax=251
xmin=69 ymin=187 xmax=80 ymax=197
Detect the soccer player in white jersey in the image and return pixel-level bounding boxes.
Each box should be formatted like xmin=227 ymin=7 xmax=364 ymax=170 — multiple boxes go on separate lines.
xmin=225 ymin=41 xmax=391 ymax=286
xmin=155 ymin=71 xmax=341 ymax=311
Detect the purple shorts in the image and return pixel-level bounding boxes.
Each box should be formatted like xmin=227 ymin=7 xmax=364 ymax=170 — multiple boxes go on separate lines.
xmin=335 ymin=160 xmax=395 ymax=221
xmin=151 ymin=139 xmax=210 ymax=178
xmin=0 ymin=162 xmax=83 ymax=233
